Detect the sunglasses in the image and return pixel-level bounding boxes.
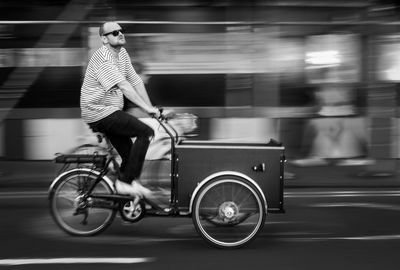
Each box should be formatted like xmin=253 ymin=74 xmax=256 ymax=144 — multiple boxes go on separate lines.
xmin=103 ymin=28 xmax=125 ymax=37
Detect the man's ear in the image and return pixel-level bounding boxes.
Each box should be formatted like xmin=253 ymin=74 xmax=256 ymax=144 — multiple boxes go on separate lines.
xmin=101 ymin=36 xmax=108 ymax=44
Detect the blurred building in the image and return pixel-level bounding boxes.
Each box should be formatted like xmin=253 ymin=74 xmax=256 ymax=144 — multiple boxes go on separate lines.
xmin=0 ymin=0 xmax=399 ymax=174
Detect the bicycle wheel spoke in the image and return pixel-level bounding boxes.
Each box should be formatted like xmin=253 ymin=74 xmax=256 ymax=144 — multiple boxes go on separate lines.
xmin=231 ymin=183 xmax=243 ymax=201
xmin=193 ymin=178 xmax=265 ymax=248
xmin=56 ymin=192 xmax=76 ymax=206
xmin=50 ymin=170 xmax=116 ymax=236
xmin=237 ymin=192 xmax=256 ymax=209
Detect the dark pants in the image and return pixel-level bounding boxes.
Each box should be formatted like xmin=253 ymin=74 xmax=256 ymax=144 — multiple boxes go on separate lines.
xmin=89 ymin=110 xmax=154 ymax=184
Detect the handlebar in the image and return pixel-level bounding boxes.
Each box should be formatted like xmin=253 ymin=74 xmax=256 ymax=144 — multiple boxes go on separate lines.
xmin=150 ymin=107 xmax=180 ymax=143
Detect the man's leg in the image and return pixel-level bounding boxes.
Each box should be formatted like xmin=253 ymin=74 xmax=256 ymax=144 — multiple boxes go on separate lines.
xmin=106 ymin=134 xmax=132 ymax=183
xmin=90 ymin=111 xmax=154 ymax=183
xmin=127 ymin=133 xmax=152 ymax=180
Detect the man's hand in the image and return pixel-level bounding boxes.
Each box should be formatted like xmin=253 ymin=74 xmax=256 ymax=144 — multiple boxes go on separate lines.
xmin=147 ymin=106 xmax=160 ymax=118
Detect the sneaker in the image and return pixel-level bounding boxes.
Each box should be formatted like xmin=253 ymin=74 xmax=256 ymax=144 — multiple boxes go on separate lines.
xmin=115 ymin=180 xmax=143 ymax=198
xmin=116 ymin=180 xmax=171 ymax=211
xmin=132 ymin=182 xmax=171 ymax=210
xmin=131 ymin=181 xmax=153 ymax=198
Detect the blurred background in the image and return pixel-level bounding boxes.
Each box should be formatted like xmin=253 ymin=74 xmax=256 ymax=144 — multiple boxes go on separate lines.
xmin=0 ymin=0 xmax=399 ymax=174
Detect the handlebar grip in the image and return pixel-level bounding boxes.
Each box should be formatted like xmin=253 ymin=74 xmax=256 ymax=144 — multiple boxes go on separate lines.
xmin=149 ymin=107 xmax=166 ymax=120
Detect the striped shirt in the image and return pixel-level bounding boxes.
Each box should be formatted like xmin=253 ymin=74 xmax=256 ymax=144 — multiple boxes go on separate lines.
xmin=80 ymin=45 xmax=143 ymax=123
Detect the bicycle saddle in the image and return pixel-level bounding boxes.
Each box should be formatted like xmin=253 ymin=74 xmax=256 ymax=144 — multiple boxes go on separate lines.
xmin=88 ymin=125 xmax=106 ymax=143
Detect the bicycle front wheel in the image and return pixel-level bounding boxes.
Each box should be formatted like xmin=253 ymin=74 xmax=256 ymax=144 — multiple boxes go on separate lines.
xmin=49 ymin=169 xmax=116 ymax=236
xmin=192 ymin=176 xmax=266 ymax=248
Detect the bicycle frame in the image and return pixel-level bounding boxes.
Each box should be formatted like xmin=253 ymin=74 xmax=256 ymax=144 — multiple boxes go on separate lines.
xmin=81 ymin=153 xmax=118 ymax=202
xmin=150 ymin=115 xmax=180 ymax=212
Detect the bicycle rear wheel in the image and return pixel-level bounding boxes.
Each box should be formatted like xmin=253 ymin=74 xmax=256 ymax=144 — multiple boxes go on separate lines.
xmin=192 ymin=176 xmax=266 ymax=248
xmin=49 ymin=169 xmax=116 ymax=236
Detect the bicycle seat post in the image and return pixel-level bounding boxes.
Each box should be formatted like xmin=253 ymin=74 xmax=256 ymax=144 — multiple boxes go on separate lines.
xmin=103 ymin=136 xmax=113 ymax=152
xmin=100 ymin=133 xmax=122 ymax=180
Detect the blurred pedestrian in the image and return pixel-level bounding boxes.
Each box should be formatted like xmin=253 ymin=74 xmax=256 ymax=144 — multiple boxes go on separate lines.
xmin=80 ymin=21 xmax=160 ymax=203
xmin=292 ymin=67 xmax=366 ymax=166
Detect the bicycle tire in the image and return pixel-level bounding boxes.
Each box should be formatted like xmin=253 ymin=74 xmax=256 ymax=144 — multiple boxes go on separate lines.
xmin=192 ymin=176 xmax=266 ymax=249
xmin=49 ymin=169 xmax=117 ymax=236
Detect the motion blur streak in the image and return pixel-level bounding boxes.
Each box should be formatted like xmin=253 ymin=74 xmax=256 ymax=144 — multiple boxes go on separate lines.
xmin=0 ymin=0 xmax=399 ymax=175
xmin=285 ymin=191 xmax=400 ymax=198
xmin=0 ymin=257 xmax=155 ymax=265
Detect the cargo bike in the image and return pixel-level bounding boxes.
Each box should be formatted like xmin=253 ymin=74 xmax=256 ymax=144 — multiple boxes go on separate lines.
xmin=48 ymin=110 xmax=286 ymax=248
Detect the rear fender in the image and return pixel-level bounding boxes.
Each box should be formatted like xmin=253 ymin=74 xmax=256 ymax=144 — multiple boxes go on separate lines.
xmin=48 ymin=168 xmax=114 ymax=199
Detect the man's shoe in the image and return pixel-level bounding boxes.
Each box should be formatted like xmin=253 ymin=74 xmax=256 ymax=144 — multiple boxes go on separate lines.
xmin=132 ymin=181 xmax=170 ymax=209
xmin=115 ymin=180 xmax=169 ymax=210
xmin=115 ymin=180 xmax=143 ymax=198
xmin=115 ymin=179 xmax=155 ymax=199
xmin=131 ymin=181 xmax=153 ymax=198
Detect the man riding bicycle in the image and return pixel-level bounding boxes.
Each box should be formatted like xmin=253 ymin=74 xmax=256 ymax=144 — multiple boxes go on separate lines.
xmin=80 ymin=21 xmax=160 ymax=204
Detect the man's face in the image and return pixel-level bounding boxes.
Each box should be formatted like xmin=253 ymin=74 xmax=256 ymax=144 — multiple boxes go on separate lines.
xmin=102 ymin=22 xmax=126 ymax=46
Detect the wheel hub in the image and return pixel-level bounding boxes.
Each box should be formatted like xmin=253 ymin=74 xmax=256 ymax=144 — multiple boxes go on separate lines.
xmin=120 ymin=201 xmax=145 ymax=222
xmin=123 ymin=202 xmax=142 ymax=217
xmin=218 ymin=201 xmax=239 ymax=221
xmin=74 ymin=195 xmax=91 ymax=209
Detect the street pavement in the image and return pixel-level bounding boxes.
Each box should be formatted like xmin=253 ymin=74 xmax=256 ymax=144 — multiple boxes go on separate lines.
xmin=1 ymin=159 xmax=400 ymax=270
xmin=0 ymin=158 xmax=399 ymax=191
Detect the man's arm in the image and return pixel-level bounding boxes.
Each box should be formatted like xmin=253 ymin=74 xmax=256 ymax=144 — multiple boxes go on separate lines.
xmin=134 ymin=81 xmax=152 ymax=107
xmin=124 ymin=52 xmax=153 ymax=107
xmin=118 ymin=80 xmax=157 ymax=115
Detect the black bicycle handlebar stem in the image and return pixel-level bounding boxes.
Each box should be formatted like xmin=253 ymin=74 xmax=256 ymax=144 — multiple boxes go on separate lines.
xmin=150 ymin=107 xmax=179 ymax=144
